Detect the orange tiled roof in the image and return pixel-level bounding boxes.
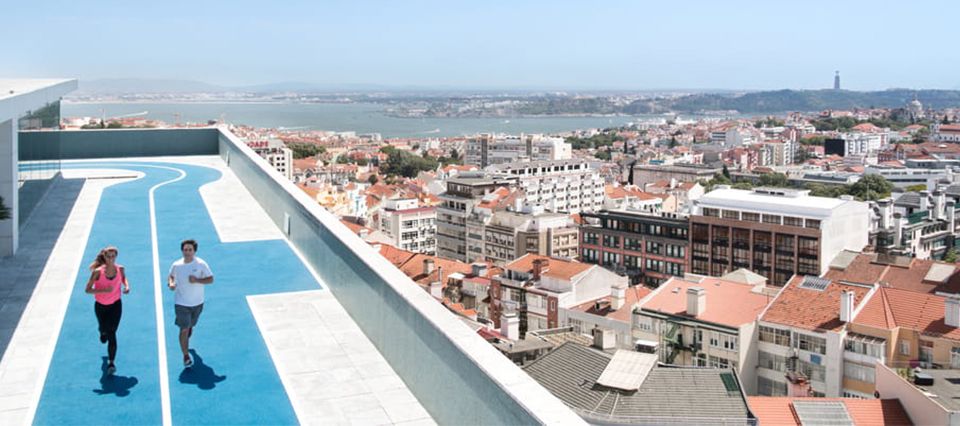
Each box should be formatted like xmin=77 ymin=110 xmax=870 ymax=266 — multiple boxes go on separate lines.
xmin=399 ymin=254 xmax=474 ymax=287
xmin=505 ymin=254 xmax=593 ymax=281
xmin=747 ymin=397 xmax=912 ymax=426
xmin=640 ymin=276 xmax=771 ymax=328
xmin=856 ymin=287 xmax=960 ymax=341
xmin=377 ymin=244 xmax=417 ymax=269
xmin=570 ymin=285 xmax=652 ymax=323
xmin=761 ymin=275 xmax=873 ymax=332
xmin=825 ymin=253 xmax=960 ymax=294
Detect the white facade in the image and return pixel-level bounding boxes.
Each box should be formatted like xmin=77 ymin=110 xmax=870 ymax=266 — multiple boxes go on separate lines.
xmin=487 ymin=159 xmax=604 ymax=213
xmin=465 ymin=133 xmax=572 ymax=167
xmin=841 ymin=132 xmax=883 ymax=157
xmin=379 ymin=198 xmax=437 ymax=254
xmin=864 ymin=165 xmax=955 ymax=189
xmin=249 ymin=139 xmax=294 ymax=181
xmin=756 ymin=322 xmax=844 ymax=397
xmin=933 ymin=124 xmax=960 ymax=143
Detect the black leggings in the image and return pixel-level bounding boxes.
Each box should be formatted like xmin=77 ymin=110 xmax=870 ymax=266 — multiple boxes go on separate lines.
xmin=95 ymin=300 xmax=122 ymax=362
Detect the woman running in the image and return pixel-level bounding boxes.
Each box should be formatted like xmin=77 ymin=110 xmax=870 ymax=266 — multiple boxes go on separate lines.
xmin=84 ymin=246 xmax=130 ymax=375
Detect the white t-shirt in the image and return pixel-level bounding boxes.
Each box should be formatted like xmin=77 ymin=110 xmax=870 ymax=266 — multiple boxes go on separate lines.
xmin=169 ymin=257 xmax=213 ymax=307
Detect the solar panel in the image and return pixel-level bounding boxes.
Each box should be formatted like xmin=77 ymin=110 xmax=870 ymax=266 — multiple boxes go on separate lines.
xmin=800 ymin=276 xmax=830 ymax=291
xmin=792 ymin=401 xmax=853 ymax=426
xmin=595 ymin=350 xmax=657 ymax=391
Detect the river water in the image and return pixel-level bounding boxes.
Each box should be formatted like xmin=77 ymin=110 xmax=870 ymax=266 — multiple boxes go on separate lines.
xmin=62 ymin=102 xmax=669 ymax=138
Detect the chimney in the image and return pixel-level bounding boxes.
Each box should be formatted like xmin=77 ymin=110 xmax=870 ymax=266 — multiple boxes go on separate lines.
xmin=686 ymin=287 xmax=706 ymax=317
xmin=934 ymin=190 xmax=946 ymax=220
xmin=501 ymin=311 xmax=520 ymax=340
xmin=423 ymin=258 xmax=435 ymax=276
xmin=532 ymin=258 xmax=549 ymax=281
xmin=430 ymin=281 xmax=443 ymax=299
xmin=948 ymin=201 xmax=956 ymax=232
xmin=920 ymin=190 xmax=931 ymax=211
xmin=611 ymin=283 xmax=627 ymax=310
xmin=840 ymin=290 xmax=854 ymax=322
xmin=592 ymin=327 xmax=616 ymax=350
xmin=946 ymin=296 xmax=960 ymax=328
xmin=893 ymin=213 xmax=904 ymax=247
xmin=471 ymin=262 xmax=489 ymax=278
xmin=878 ymin=199 xmax=892 ymax=229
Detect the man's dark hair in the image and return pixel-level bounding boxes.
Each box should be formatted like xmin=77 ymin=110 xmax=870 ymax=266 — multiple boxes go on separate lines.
xmin=181 ymin=239 xmax=198 ymax=251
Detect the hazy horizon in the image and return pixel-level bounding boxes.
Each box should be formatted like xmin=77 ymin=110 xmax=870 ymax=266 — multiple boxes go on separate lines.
xmin=6 ymin=1 xmax=959 ymax=91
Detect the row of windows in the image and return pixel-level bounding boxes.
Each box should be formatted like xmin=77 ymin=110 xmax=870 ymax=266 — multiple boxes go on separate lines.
xmin=700 ymin=208 xmax=820 ymax=229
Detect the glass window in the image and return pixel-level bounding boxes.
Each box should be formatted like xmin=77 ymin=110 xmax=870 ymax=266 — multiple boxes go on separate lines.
xmin=797 ymin=333 xmax=827 ymax=355
xmin=742 ymin=212 xmax=760 ymax=222
xmin=759 ymin=326 xmax=791 ymax=346
xmin=722 ymin=210 xmax=739 ymax=220
xmin=758 ymin=376 xmax=788 ymax=397
xmin=703 ymin=208 xmax=720 ymax=217
xmin=844 ymin=363 xmax=875 ymax=383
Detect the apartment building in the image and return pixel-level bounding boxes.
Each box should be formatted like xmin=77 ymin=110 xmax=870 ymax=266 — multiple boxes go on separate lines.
xmin=247 ymin=139 xmax=294 ymax=180
xmin=690 ymin=186 xmax=869 ymax=286
xmin=464 ymin=133 xmax=571 ymax=168
xmin=479 ymin=209 xmax=579 ymax=266
xmin=378 ymin=198 xmax=437 ymax=254
xmin=869 ymin=191 xmax=958 ymax=260
xmin=757 ymin=275 xmax=877 ymax=397
xmin=634 ymin=272 xmax=772 ymax=395
xmin=864 ymin=164 xmax=954 ymax=189
xmin=579 ymin=210 xmax=689 ymax=286
xmin=490 ymin=254 xmax=627 ymax=336
xmin=436 ymin=175 xmax=509 ymax=261
xmin=602 ymin=184 xmax=668 ymax=213
xmin=486 ymin=159 xmax=605 ymax=213
xmin=933 ymin=123 xmax=960 ymax=143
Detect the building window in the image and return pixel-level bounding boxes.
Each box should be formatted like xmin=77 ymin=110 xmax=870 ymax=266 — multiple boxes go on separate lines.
xmin=624 ymin=238 xmax=642 ymax=252
xmin=695 ymin=352 xmax=707 ymax=367
xmin=899 ymin=340 xmax=910 ymax=356
xmin=783 ymin=216 xmax=803 ymax=227
xmin=805 ymin=219 xmax=821 ymax=229
xmin=758 ymin=351 xmax=787 ymax=372
xmin=758 ymin=376 xmax=788 ymax=397
xmin=952 ymin=347 xmax=960 ymax=369
xmin=709 ymin=355 xmax=731 ymax=369
xmin=637 ymin=316 xmax=655 ymax=333
xmin=799 ymin=359 xmax=826 ymax=383
xmin=665 ymin=244 xmax=685 ymax=258
xmin=920 ymin=340 xmax=934 ymax=365
xmin=602 ymin=234 xmax=620 ymax=248
xmin=581 ymin=248 xmax=598 ymax=263
xmin=664 ymin=262 xmax=684 ymax=276
xmin=759 ymin=326 xmax=791 ymax=346
xmin=742 ymin=212 xmax=760 ymax=222
xmin=703 ymin=208 xmax=720 ymax=217
xmin=583 ymin=232 xmax=599 ymax=245
xmin=646 ymin=240 xmax=662 ymax=254
xmin=762 ymin=214 xmax=781 ymax=225
xmin=722 ymin=210 xmax=739 ymax=220
xmin=624 ymin=255 xmax=640 ymax=270
xmin=796 ymin=333 xmax=827 ymax=355
xmin=602 ymin=251 xmax=620 ymax=268
xmin=844 ymin=339 xmax=885 ymax=359
xmin=844 ymin=363 xmax=875 ymax=384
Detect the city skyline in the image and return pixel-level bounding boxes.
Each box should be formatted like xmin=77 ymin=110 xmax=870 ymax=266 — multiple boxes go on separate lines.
xmin=4 ymin=1 xmax=959 ymax=91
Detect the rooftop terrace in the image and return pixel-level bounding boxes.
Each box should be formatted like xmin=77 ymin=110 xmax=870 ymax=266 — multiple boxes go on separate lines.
xmin=0 ymin=127 xmax=582 ymax=425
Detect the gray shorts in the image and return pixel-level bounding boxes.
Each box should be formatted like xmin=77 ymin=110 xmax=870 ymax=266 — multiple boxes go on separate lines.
xmin=174 ymin=303 xmax=203 ymax=329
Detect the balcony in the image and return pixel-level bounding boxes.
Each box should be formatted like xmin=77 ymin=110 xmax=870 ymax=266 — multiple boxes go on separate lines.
xmin=1 ymin=127 xmax=580 ymax=425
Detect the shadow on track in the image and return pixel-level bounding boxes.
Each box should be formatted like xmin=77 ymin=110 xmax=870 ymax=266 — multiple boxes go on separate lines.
xmin=178 ymin=349 xmax=226 ymax=390
xmin=93 ymin=357 xmax=139 ymax=397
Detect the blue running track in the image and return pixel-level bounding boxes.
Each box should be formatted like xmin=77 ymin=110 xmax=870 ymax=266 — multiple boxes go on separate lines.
xmin=33 ymin=161 xmax=321 ymax=425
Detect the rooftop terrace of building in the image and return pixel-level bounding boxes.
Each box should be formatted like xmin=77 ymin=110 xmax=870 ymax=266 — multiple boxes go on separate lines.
xmin=0 ymin=127 xmax=582 ymax=425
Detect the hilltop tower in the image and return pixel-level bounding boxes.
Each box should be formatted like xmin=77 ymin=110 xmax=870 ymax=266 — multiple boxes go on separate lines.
xmin=833 ymin=71 xmax=841 ymax=90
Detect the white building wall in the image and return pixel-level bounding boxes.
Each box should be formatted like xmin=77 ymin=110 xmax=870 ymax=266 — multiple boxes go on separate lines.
xmin=875 ymin=363 xmax=957 ymax=425
xmin=820 ymin=200 xmax=870 ymax=275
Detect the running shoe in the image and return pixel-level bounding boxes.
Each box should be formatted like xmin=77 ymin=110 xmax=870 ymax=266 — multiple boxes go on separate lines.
xmin=106 ymin=363 xmax=116 ymax=375
xmin=184 ymin=354 xmax=193 ymax=368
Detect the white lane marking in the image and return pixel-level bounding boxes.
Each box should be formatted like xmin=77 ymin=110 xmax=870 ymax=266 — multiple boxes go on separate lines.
xmin=144 ymin=165 xmax=187 ymax=426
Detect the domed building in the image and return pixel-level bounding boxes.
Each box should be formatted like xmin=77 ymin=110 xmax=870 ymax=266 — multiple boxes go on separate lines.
xmin=907 ymin=95 xmax=925 ymax=121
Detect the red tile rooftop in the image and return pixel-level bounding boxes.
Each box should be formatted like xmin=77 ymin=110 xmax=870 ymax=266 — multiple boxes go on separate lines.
xmin=639 ymin=276 xmax=770 ymax=328
xmin=855 ymin=287 xmax=960 ymax=342
xmin=747 ymin=397 xmax=912 ymax=426
xmin=570 ymin=285 xmax=651 ymax=323
xmin=761 ymin=275 xmax=873 ymax=332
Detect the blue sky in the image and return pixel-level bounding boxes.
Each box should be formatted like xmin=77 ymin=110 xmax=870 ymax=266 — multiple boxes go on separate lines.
xmin=4 ymin=0 xmax=958 ymax=90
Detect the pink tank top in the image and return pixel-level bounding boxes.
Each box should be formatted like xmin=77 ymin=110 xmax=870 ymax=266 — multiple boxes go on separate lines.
xmin=94 ymin=265 xmax=123 ymax=305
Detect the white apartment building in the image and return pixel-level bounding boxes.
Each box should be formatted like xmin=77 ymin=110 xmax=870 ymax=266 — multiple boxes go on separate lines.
xmin=465 ymin=133 xmax=572 ymax=168
xmin=841 ymin=132 xmax=884 ymax=157
xmin=486 ymin=159 xmax=605 ymax=213
xmin=933 ymin=124 xmax=960 ymax=143
xmin=437 ymin=175 xmax=508 ymax=262
xmin=633 ymin=272 xmax=772 ymax=395
xmin=248 ymin=138 xmax=294 ymax=181
xmin=378 ymin=198 xmax=437 ymax=254
xmin=757 ymin=275 xmax=877 ymax=397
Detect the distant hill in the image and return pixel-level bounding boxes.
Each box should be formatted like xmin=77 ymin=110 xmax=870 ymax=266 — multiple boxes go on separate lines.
xmin=626 ymin=89 xmax=960 ymax=114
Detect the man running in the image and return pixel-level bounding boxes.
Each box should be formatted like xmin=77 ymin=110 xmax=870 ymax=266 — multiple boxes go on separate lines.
xmin=168 ymin=239 xmax=214 ymax=368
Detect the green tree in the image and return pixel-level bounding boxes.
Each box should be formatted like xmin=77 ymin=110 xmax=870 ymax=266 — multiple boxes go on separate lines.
xmin=758 ymin=173 xmax=790 ymax=187
xmin=382 ymin=149 xmax=439 ymax=178
xmin=594 ymin=150 xmax=611 ymax=161
xmin=944 ymin=248 xmax=959 ymax=263
xmin=722 ymin=164 xmax=731 ymax=180
xmin=848 ymin=174 xmax=893 ymax=201
xmin=0 ymin=196 xmax=10 ymax=221
xmin=732 ymin=182 xmax=754 ymax=190
xmin=368 ymin=174 xmax=378 ymax=185
xmin=287 ymin=142 xmax=325 ymax=159
xmin=905 ymin=184 xmax=928 ymax=192
xmin=106 ymin=121 xmax=124 ymax=129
